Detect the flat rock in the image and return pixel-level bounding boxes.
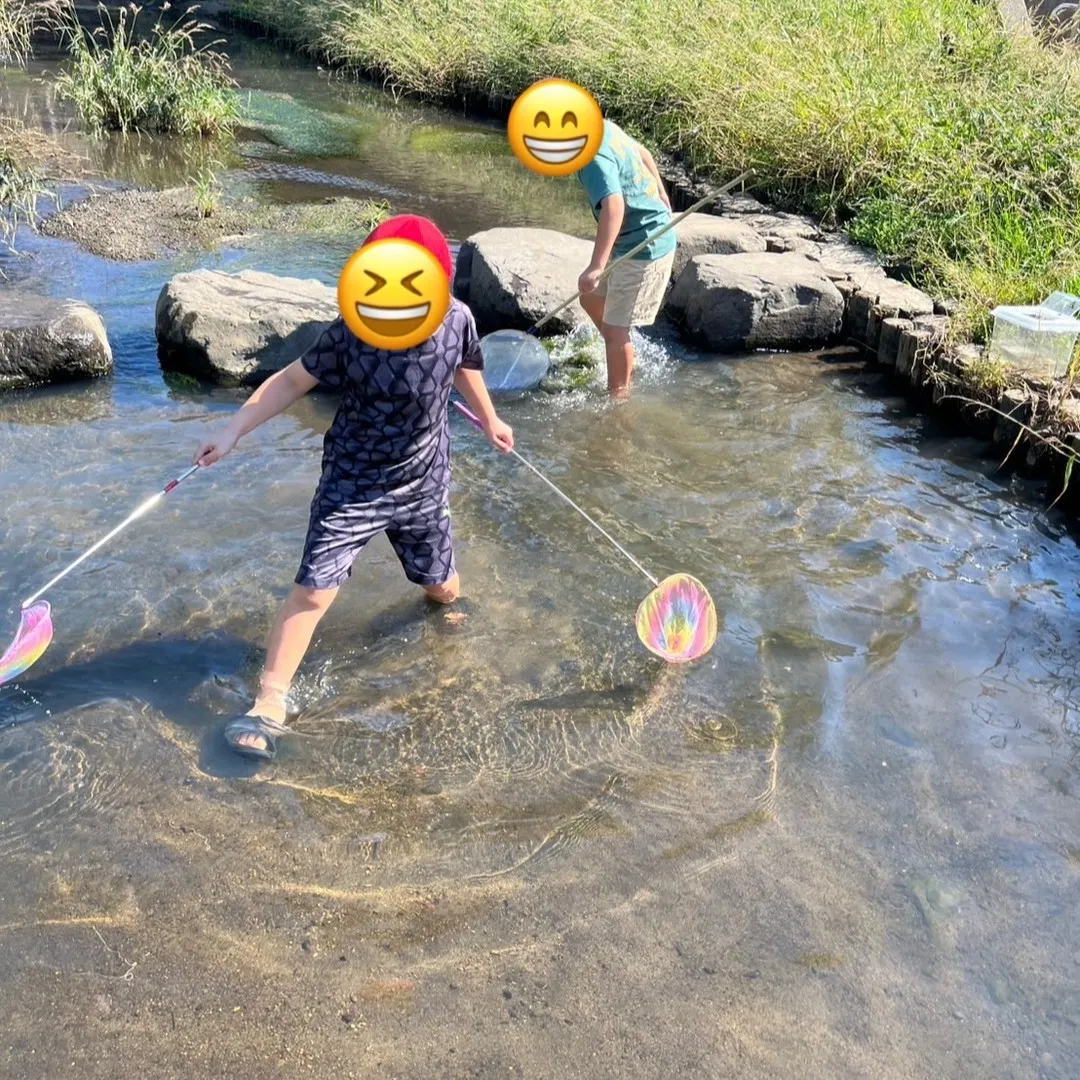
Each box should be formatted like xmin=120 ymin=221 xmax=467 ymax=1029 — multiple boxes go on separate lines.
xmin=453 ymin=227 xmax=594 ymax=335
xmin=155 ymin=269 xmax=338 ymax=386
xmin=871 ymin=278 xmax=936 ymax=318
xmin=0 ymin=293 xmax=113 ymax=391
xmin=813 ymin=238 xmax=888 ymax=288
xmin=666 ymin=252 xmax=844 ymax=352
xmin=739 ymin=210 xmax=824 ymax=243
xmin=672 ymin=214 xmax=766 ymax=283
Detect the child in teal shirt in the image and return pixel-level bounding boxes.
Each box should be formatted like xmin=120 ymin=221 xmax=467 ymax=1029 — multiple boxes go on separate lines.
xmin=575 ymin=119 xmax=676 ymax=396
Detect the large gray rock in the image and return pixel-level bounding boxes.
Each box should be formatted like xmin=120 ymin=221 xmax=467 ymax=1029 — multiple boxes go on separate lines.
xmin=155 ymin=269 xmax=338 ymax=386
xmin=0 ymin=293 xmax=113 ymax=391
xmin=666 ymin=252 xmax=845 ymax=352
xmin=671 ymin=214 xmax=767 ymax=283
xmin=453 ymin=227 xmax=594 ymax=335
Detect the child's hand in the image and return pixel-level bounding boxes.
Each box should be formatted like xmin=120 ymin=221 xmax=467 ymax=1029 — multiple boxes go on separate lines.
xmin=578 ymin=266 xmax=603 ymax=295
xmin=483 ymin=416 xmax=514 ymax=453
xmin=193 ymin=429 xmax=238 ymax=467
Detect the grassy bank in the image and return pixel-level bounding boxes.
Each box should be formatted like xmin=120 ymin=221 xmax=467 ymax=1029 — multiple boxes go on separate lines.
xmin=235 ymin=0 xmax=1080 ymax=339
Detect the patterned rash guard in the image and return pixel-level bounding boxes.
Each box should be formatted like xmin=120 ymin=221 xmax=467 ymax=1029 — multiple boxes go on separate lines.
xmin=293 ymin=298 xmax=484 ymax=590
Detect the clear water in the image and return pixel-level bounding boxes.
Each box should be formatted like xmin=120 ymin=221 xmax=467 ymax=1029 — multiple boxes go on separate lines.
xmin=0 ymin=33 xmax=1077 ymax=1080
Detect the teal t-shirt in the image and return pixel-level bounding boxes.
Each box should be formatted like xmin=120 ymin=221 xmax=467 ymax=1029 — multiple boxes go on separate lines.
xmin=575 ymin=120 xmax=676 ymax=262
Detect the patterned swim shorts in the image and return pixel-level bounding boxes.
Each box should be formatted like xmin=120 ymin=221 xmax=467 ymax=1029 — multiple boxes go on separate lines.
xmin=295 ymin=488 xmax=455 ymax=591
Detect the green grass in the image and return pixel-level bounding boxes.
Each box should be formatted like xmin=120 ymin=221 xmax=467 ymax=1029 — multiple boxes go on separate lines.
xmin=234 ymin=0 xmax=1080 ymax=340
xmin=242 ymin=195 xmax=390 ymax=235
xmin=190 ymin=159 xmax=223 ymax=217
xmin=0 ymin=124 xmax=49 ymax=253
xmin=55 ymin=2 xmax=239 ymax=136
xmin=0 ymin=0 xmax=63 ymax=64
xmin=0 ymin=2 xmax=65 ymax=253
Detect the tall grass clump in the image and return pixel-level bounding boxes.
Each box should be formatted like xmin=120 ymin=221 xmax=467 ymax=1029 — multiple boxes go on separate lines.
xmin=0 ymin=124 xmax=51 ymax=253
xmin=237 ymin=0 xmax=1080 ymax=339
xmin=0 ymin=1 xmax=65 ymax=253
xmin=55 ymin=2 xmax=238 ymax=136
xmin=0 ymin=0 xmax=63 ymax=64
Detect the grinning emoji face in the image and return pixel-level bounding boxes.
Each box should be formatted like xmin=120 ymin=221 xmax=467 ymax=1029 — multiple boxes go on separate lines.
xmin=507 ymin=79 xmax=604 ymax=177
xmin=338 ymin=237 xmax=451 ymax=350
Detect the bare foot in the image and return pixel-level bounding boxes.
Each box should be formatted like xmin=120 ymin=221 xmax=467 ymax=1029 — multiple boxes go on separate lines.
xmin=234 ymin=730 xmax=269 ymax=752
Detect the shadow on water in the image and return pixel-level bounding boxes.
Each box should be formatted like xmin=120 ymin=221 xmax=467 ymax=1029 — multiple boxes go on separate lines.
xmin=0 ymin=628 xmax=263 ymax=775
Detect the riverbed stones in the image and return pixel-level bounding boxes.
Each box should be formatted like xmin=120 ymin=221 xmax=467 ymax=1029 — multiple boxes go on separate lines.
xmin=452 ymin=227 xmax=594 ymax=335
xmin=0 ymin=293 xmax=113 ymax=391
xmin=670 ymin=213 xmax=767 ymax=283
xmin=666 ymin=252 xmax=845 ymax=352
xmin=155 ymin=269 xmax=338 ymax=386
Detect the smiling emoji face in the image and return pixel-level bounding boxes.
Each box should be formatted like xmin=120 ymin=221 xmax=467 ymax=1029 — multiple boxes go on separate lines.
xmin=338 ymin=237 xmax=451 ymax=350
xmin=507 ymin=79 xmax=604 ymax=177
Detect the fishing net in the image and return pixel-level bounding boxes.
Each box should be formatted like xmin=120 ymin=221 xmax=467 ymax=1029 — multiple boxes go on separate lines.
xmin=479 ymin=329 xmax=551 ymax=392
xmin=0 ymin=602 xmax=53 ymax=688
xmin=636 ymin=574 xmax=717 ymax=664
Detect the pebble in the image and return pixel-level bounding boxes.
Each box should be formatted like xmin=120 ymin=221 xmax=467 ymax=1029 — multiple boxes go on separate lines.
xmin=988 ymin=977 xmax=1013 ymax=1005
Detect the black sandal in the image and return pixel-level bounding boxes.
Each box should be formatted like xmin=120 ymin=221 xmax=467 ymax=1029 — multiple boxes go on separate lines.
xmin=223 ymin=714 xmax=290 ymax=762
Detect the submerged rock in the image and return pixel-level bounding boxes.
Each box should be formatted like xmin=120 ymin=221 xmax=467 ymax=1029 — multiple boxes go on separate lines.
xmin=453 ymin=227 xmax=594 ymax=335
xmin=671 ymin=213 xmax=767 ymax=284
xmin=666 ymin=252 xmax=845 ymax=352
xmin=0 ymin=293 xmax=113 ymax=391
xmin=155 ymin=269 xmax=338 ymax=386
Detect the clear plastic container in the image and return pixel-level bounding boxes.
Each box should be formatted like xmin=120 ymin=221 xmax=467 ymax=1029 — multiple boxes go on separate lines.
xmin=989 ymin=292 xmax=1080 ymax=379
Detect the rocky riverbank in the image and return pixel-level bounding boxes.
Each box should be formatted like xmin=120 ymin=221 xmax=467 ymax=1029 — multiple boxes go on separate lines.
xmin=5 ymin=130 xmax=1079 ymax=513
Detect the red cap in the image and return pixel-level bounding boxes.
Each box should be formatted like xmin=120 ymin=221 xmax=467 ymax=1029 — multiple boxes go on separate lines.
xmin=363 ymin=214 xmax=453 ymax=281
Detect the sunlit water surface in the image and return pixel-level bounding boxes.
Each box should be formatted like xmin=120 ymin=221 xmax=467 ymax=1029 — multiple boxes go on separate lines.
xmin=0 ymin=33 xmax=1076 ymax=1080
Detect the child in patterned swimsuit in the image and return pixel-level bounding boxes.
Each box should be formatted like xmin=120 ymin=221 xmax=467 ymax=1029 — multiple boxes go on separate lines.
xmin=192 ymin=215 xmax=513 ymax=761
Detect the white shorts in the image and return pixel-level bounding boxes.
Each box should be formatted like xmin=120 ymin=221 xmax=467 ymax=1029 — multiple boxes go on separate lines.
xmin=593 ymin=251 xmax=676 ymax=328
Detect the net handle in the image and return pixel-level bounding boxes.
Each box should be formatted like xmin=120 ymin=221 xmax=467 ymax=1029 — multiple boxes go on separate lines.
xmin=532 ymin=168 xmax=755 ymax=334
xmin=452 ymin=400 xmax=659 ymax=587
xmin=20 ymin=465 xmax=200 ymax=610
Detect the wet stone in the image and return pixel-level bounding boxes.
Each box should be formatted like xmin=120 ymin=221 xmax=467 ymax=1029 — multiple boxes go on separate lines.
xmin=0 ymin=293 xmax=113 ymax=391
xmin=910 ymin=876 xmax=963 ymax=933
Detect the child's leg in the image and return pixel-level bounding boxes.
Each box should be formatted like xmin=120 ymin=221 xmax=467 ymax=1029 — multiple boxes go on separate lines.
xmin=600 ymin=324 xmax=635 ymax=395
xmin=580 ymin=282 xmax=634 ymax=393
xmin=386 ymin=499 xmax=462 ymax=606
xmin=422 ymin=573 xmax=460 ymax=604
xmin=250 ymin=585 xmax=339 ymax=720
xmin=579 ymin=289 xmax=606 ymax=333
xmin=598 ymin=254 xmax=675 ymax=396
xmin=228 ymin=495 xmax=383 ymax=755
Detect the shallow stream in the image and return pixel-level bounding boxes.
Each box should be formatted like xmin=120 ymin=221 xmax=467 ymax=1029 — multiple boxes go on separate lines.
xmin=0 ymin=32 xmax=1077 ymax=1080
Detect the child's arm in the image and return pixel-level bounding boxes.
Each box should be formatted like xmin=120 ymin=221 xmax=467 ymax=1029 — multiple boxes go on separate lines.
xmin=194 ymin=360 xmax=319 ymax=466
xmin=454 ymin=367 xmax=514 ymax=452
xmin=637 ymin=145 xmax=672 ymax=210
xmin=579 ymin=194 xmax=625 ymax=295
